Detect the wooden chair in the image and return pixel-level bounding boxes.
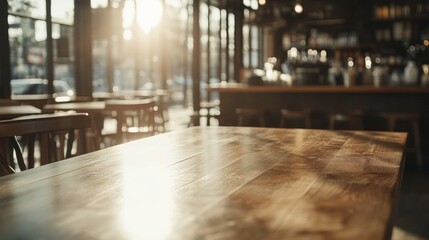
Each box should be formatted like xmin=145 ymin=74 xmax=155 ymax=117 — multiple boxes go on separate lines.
xmin=0 ymin=112 xmax=91 ymax=176
xmin=280 ymin=109 xmax=312 ymax=128
xmin=104 ymin=98 xmax=156 ymax=145
xmin=151 ymin=90 xmax=169 ymax=133
xmin=379 ymin=112 xmax=422 ymax=169
xmin=236 ymin=108 xmax=265 ymax=127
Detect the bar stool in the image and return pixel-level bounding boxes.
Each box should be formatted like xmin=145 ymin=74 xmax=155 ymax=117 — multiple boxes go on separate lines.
xmin=200 ymin=101 xmax=220 ymax=126
xmin=328 ymin=110 xmax=364 ymax=130
xmin=235 ymin=108 xmax=265 ymax=127
xmin=379 ymin=112 xmax=422 ymax=169
xmin=187 ymin=109 xmax=220 ymax=127
xmin=280 ymin=109 xmax=312 ymax=128
xmin=187 ymin=111 xmax=213 ymax=127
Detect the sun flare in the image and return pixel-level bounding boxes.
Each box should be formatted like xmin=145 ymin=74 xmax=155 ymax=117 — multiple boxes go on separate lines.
xmin=137 ymin=0 xmax=163 ymax=33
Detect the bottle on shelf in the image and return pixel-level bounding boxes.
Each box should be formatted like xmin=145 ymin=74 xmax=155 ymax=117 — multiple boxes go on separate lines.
xmin=421 ymin=65 xmax=429 ymax=86
xmin=403 ymin=60 xmax=419 ymax=85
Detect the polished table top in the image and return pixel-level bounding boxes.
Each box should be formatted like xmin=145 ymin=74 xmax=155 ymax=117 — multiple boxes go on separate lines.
xmin=0 ymin=127 xmax=407 ymax=239
xmin=0 ymin=105 xmax=41 ymax=120
xmin=43 ymin=101 xmax=106 ymax=113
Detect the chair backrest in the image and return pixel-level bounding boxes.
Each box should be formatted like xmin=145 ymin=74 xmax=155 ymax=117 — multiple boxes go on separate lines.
xmin=105 ymin=98 xmax=156 ymax=143
xmin=0 ymin=112 xmax=91 ymax=176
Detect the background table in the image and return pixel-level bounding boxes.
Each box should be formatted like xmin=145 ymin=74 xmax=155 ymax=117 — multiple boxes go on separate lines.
xmin=43 ymin=101 xmax=106 ymax=113
xmin=0 ymin=105 xmax=41 ymax=120
xmin=0 ymin=127 xmax=407 ymax=239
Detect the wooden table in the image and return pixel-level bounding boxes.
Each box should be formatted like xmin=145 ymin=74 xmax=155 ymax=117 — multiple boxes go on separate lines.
xmin=0 ymin=105 xmax=41 ymax=120
xmin=43 ymin=101 xmax=106 ymax=113
xmin=0 ymin=127 xmax=407 ymax=239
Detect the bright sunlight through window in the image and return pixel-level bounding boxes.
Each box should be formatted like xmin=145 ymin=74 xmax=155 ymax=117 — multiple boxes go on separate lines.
xmin=136 ymin=0 xmax=163 ymax=34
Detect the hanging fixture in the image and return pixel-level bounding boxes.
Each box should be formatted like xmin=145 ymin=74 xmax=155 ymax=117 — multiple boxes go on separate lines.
xmin=294 ymin=1 xmax=303 ymax=14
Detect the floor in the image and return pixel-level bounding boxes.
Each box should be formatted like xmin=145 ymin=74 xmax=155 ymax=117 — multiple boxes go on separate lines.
xmin=165 ymin=105 xmax=219 ymax=131
xmin=166 ymin=105 xmax=429 ymax=240
xmin=393 ymin=167 xmax=429 ymax=240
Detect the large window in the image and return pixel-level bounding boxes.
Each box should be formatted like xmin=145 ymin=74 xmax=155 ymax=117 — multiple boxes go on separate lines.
xmin=5 ymin=0 xmax=263 ymax=99
xmin=8 ymin=0 xmax=75 ymax=96
xmin=91 ymin=0 xmax=166 ymax=93
xmin=243 ymin=0 xmax=262 ymax=69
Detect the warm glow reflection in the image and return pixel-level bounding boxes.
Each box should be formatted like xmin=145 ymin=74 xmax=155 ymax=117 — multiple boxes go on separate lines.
xmin=121 ymin=167 xmax=174 ymax=239
xmin=137 ymin=0 xmax=163 ymax=33
xmin=122 ymin=0 xmax=135 ymax=29
xmin=119 ymin=145 xmax=176 ymax=239
xmin=123 ymin=29 xmax=133 ymax=41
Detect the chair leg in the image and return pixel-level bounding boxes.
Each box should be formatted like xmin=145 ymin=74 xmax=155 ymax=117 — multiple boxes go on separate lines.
xmin=260 ymin=116 xmax=266 ymax=127
xmin=411 ymin=120 xmax=423 ymax=170
xmin=388 ymin=119 xmax=396 ymax=131
xmin=280 ymin=116 xmax=285 ymax=128
xmin=49 ymin=133 xmax=58 ymax=163
xmin=10 ymin=136 xmax=26 ymax=171
xmin=27 ymin=135 xmax=35 ymax=168
xmin=0 ymin=153 xmax=14 ymax=176
xmin=39 ymin=133 xmax=50 ymax=165
xmin=237 ymin=116 xmax=244 ymax=126
xmin=329 ymin=116 xmax=335 ymax=130
xmin=66 ymin=130 xmax=75 ymax=159
xmin=305 ymin=117 xmax=312 ymax=129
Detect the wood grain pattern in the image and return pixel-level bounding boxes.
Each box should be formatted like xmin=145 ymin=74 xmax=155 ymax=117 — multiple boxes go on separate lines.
xmin=0 ymin=127 xmax=407 ymax=239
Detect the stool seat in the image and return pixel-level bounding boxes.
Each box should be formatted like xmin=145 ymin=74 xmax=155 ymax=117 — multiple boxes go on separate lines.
xmin=379 ymin=112 xmax=422 ymax=169
xmin=280 ymin=109 xmax=312 ymax=128
xmin=235 ymin=108 xmax=265 ymax=127
xmin=379 ymin=112 xmax=419 ymax=121
xmin=328 ymin=110 xmax=364 ymax=130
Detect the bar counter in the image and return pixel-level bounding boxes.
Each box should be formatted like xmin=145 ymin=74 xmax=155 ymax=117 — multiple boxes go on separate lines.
xmin=208 ymin=83 xmax=429 ymax=127
xmin=208 ymin=83 xmax=429 ymax=94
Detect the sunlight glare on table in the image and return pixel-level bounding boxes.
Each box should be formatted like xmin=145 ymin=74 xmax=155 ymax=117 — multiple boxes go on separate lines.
xmin=120 ymin=167 xmax=174 ymax=240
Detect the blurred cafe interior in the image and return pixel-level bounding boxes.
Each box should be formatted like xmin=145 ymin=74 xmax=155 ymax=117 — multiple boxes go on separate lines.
xmin=1 ymin=0 xmax=429 ymax=239
xmin=4 ymin=0 xmax=429 ymax=160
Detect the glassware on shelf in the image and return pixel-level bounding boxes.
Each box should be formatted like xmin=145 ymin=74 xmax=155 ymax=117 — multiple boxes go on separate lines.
xmin=403 ymin=60 xmax=419 ymax=85
xmin=421 ymin=65 xmax=429 ymax=86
